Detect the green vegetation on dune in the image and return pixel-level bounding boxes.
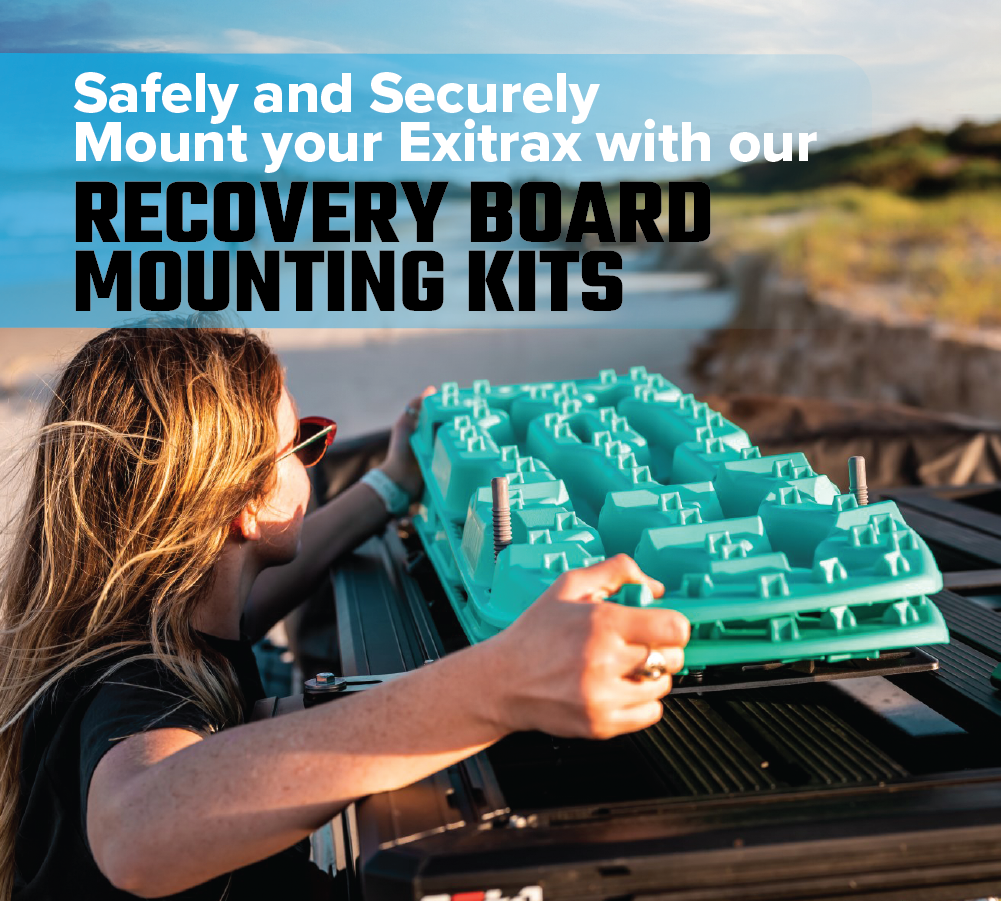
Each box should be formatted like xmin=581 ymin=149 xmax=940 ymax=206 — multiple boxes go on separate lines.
xmin=709 ymin=120 xmax=1001 ymax=197
xmin=712 ymin=187 xmax=1001 ymax=327
xmin=705 ymin=119 xmax=1001 ymax=328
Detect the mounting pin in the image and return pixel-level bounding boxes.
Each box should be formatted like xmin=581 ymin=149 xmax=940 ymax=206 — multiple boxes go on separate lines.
xmin=849 ymin=456 xmax=869 ymax=506
xmin=492 ymin=476 xmax=513 ymax=559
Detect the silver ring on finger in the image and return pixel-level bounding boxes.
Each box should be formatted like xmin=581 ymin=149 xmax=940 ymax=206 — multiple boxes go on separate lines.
xmin=405 ymin=405 xmax=419 ymax=417
xmin=634 ymin=648 xmax=669 ymax=681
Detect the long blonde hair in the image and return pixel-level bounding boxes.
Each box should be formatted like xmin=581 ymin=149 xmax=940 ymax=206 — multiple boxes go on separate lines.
xmin=0 ymin=325 xmax=285 ymax=896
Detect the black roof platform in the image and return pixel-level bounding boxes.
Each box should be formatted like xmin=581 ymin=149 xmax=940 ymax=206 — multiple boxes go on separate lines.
xmin=317 ymin=485 xmax=1001 ymax=901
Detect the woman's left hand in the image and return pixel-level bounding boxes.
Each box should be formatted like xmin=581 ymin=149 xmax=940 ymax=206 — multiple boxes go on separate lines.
xmin=380 ymin=386 xmax=435 ymax=498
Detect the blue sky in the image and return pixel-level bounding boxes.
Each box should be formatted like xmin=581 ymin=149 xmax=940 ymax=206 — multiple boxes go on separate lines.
xmin=1 ymin=0 xmax=997 ymax=136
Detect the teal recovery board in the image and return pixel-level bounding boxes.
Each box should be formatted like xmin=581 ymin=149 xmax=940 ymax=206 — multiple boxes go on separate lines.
xmin=410 ymin=368 xmax=949 ymax=672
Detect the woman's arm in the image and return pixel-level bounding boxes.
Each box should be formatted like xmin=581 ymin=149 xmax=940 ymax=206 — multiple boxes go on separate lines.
xmin=87 ymin=557 xmax=689 ymax=898
xmin=242 ymin=389 xmax=433 ymax=642
xmin=240 ymin=475 xmax=394 ymax=641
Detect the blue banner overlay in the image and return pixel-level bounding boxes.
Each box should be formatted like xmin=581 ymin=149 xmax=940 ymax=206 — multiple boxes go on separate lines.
xmin=0 ymin=53 xmax=870 ymax=327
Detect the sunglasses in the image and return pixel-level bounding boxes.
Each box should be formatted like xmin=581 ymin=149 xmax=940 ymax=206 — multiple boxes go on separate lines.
xmin=277 ymin=416 xmax=337 ymax=468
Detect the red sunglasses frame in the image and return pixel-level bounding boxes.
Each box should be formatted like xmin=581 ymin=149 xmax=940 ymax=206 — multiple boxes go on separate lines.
xmin=278 ymin=416 xmax=337 ymax=468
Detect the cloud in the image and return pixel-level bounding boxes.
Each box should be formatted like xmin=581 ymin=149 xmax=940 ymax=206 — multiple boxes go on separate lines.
xmin=614 ymin=0 xmax=818 ymax=16
xmin=96 ymin=27 xmax=348 ymax=53
xmin=0 ymin=1 xmax=127 ymax=51
xmin=534 ymin=0 xmax=1001 ymax=129
xmin=219 ymin=29 xmax=347 ymax=53
xmin=0 ymin=5 xmax=348 ymax=54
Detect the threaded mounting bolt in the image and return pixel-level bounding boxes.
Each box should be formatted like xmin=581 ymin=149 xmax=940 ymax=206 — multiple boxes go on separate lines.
xmin=492 ymin=476 xmax=512 ymax=559
xmin=849 ymin=456 xmax=869 ymax=506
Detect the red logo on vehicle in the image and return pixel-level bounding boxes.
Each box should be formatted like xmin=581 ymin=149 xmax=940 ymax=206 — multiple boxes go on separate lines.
xmin=419 ymin=888 xmax=543 ymax=901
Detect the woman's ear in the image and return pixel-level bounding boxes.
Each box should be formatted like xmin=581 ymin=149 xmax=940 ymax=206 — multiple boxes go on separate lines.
xmin=230 ymin=505 xmax=261 ymax=541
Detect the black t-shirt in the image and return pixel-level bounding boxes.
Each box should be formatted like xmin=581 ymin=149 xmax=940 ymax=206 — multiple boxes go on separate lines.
xmin=14 ymin=633 xmax=333 ymax=900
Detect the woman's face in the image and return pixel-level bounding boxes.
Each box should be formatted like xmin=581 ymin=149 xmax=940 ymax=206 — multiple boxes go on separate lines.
xmin=253 ymin=386 xmax=312 ymax=565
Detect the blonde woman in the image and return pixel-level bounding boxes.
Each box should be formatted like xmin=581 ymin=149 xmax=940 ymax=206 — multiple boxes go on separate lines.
xmin=1 ymin=327 xmax=689 ymax=900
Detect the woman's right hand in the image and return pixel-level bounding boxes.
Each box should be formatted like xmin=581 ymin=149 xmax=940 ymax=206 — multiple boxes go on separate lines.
xmin=479 ymin=554 xmax=690 ymax=740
